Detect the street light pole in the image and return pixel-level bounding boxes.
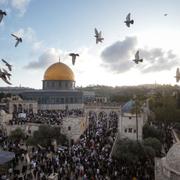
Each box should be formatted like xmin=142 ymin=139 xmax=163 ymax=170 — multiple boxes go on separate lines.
xmin=133 ymin=95 xmax=138 ymax=141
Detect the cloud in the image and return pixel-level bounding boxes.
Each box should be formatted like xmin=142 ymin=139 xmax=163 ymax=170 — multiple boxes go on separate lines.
xmin=25 ymin=48 xmax=61 ymax=69
xmin=101 ymin=36 xmax=137 ymax=73
xmin=101 ymin=36 xmax=179 ymax=74
xmin=0 ymin=0 xmax=31 ymax=16
xmin=14 ymin=27 xmax=45 ymax=55
xmin=14 ymin=27 xmax=35 ymax=42
xmin=139 ymin=48 xmax=179 ymax=73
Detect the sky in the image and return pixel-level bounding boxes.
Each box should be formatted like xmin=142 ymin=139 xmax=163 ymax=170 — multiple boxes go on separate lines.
xmin=0 ymin=0 xmax=180 ymax=89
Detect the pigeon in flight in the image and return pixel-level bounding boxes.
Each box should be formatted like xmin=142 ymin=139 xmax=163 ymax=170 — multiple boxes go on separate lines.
xmin=175 ymin=68 xmax=180 ymax=82
xmin=124 ymin=13 xmax=134 ymax=27
xmin=2 ymin=59 xmax=12 ymax=71
xmin=69 ymin=53 xmax=79 ymax=65
xmin=2 ymin=68 xmax=11 ymax=80
xmin=94 ymin=28 xmax=104 ymax=44
xmin=133 ymin=51 xmax=143 ymax=64
xmin=0 ymin=69 xmax=11 ymax=85
xmin=0 ymin=10 xmax=7 ymax=23
xmin=11 ymin=33 xmax=22 ymax=47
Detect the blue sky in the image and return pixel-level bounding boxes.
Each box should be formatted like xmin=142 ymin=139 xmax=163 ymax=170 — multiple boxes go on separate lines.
xmin=0 ymin=0 xmax=180 ymax=88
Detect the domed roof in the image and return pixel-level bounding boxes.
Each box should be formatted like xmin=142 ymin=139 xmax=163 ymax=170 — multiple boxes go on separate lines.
xmin=122 ymin=100 xmax=135 ymax=113
xmin=166 ymin=143 xmax=180 ymax=173
xmin=44 ymin=62 xmax=75 ymax=81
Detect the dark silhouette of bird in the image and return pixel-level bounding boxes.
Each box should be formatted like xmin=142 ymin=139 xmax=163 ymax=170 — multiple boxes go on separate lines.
xmin=2 ymin=68 xmax=11 ymax=80
xmin=94 ymin=28 xmax=104 ymax=44
xmin=164 ymin=13 xmax=168 ymax=16
xmin=2 ymin=59 xmax=12 ymax=71
xmin=0 ymin=10 xmax=7 ymax=23
xmin=175 ymin=68 xmax=180 ymax=82
xmin=69 ymin=53 xmax=79 ymax=65
xmin=133 ymin=51 xmax=143 ymax=64
xmin=124 ymin=13 xmax=134 ymax=27
xmin=0 ymin=69 xmax=11 ymax=85
xmin=11 ymin=33 xmax=22 ymax=47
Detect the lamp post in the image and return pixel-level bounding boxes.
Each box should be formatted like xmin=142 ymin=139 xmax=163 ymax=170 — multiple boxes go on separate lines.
xmin=133 ymin=95 xmax=138 ymax=141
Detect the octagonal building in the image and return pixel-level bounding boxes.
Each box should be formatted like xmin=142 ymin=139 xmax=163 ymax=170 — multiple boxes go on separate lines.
xmin=21 ymin=62 xmax=83 ymax=110
xmin=43 ymin=62 xmax=75 ymax=90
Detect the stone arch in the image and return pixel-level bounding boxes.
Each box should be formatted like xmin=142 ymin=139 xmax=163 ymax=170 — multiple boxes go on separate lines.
xmin=98 ymin=111 xmax=108 ymax=119
xmin=85 ymin=106 xmax=121 ymax=130
xmin=108 ymin=111 xmax=119 ymax=129
xmin=29 ymin=104 xmax=33 ymax=113
xmin=18 ymin=104 xmax=23 ymax=113
xmin=13 ymin=104 xmax=17 ymax=113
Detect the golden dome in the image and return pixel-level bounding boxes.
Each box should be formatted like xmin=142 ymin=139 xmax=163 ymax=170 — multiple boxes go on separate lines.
xmin=44 ymin=62 xmax=75 ymax=81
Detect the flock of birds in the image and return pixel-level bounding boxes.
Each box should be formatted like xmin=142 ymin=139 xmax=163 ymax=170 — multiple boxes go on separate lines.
xmin=0 ymin=9 xmax=24 ymax=85
xmin=70 ymin=13 xmax=144 ymax=66
xmin=0 ymin=9 xmax=176 ymax=85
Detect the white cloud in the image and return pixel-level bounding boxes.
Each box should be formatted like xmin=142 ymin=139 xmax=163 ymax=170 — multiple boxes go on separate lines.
xmin=0 ymin=0 xmax=31 ymax=16
xmin=139 ymin=48 xmax=179 ymax=73
xmin=14 ymin=27 xmax=35 ymax=42
xmin=101 ymin=37 xmax=180 ymax=74
xmin=11 ymin=0 xmax=30 ymax=15
xmin=101 ymin=36 xmax=137 ymax=73
xmin=25 ymin=48 xmax=62 ymax=69
xmin=14 ymin=27 xmax=45 ymax=56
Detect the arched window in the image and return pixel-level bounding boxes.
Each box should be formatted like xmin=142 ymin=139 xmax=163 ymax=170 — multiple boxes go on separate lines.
xmin=13 ymin=104 xmax=17 ymax=113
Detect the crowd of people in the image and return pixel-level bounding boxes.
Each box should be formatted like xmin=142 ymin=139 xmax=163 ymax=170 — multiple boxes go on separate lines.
xmin=0 ymin=108 xmax=158 ymax=179
xmin=9 ymin=109 xmax=84 ymax=126
xmin=0 ymin=110 xmax=119 ymax=179
xmin=1 ymin=106 xmax=177 ymax=179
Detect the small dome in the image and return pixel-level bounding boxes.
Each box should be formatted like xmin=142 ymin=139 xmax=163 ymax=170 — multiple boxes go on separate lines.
xmin=44 ymin=62 xmax=75 ymax=81
xmin=166 ymin=143 xmax=180 ymax=173
xmin=122 ymin=100 xmax=135 ymax=113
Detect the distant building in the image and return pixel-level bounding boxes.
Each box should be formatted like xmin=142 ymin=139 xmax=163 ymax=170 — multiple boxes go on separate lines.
xmin=95 ymin=96 xmax=108 ymax=104
xmin=21 ymin=62 xmax=83 ymax=110
xmin=119 ymin=100 xmax=148 ymax=141
xmin=155 ymin=143 xmax=180 ymax=180
xmin=0 ymin=87 xmax=35 ymax=95
xmin=6 ymin=96 xmax=38 ymax=114
xmin=83 ymin=91 xmax=95 ymax=103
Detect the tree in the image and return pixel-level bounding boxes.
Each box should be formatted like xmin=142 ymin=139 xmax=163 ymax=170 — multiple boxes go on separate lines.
xmin=143 ymin=137 xmax=162 ymax=157
xmin=143 ymin=124 xmax=163 ymax=142
xmin=149 ymin=95 xmax=180 ymax=127
xmin=9 ymin=128 xmax=26 ymax=141
xmin=0 ymin=92 xmax=5 ymax=101
xmin=27 ymin=125 xmax=67 ymax=147
xmin=131 ymin=95 xmax=144 ymax=141
xmin=112 ymin=138 xmax=155 ymax=165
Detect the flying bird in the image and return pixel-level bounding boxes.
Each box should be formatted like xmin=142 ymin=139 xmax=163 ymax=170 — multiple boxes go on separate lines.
xmin=133 ymin=51 xmax=143 ymax=64
xmin=2 ymin=59 xmax=12 ymax=71
xmin=175 ymin=68 xmax=180 ymax=82
xmin=124 ymin=13 xmax=134 ymax=27
xmin=69 ymin=53 xmax=79 ymax=65
xmin=11 ymin=33 xmax=22 ymax=47
xmin=0 ymin=69 xmax=11 ymax=85
xmin=2 ymin=68 xmax=11 ymax=80
xmin=94 ymin=28 xmax=104 ymax=44
xmin=0 ymin=10 xmax=7 ymax=23
xmin=164 ymin=13 xmax=168 ymax=16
